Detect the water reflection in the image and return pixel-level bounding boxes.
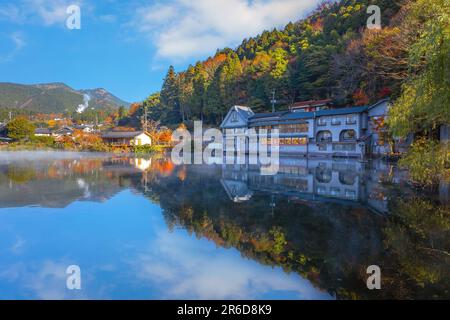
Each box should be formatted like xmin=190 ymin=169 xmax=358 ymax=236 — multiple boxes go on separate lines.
xmin=0 ymin=152 xmax=448 ymax=300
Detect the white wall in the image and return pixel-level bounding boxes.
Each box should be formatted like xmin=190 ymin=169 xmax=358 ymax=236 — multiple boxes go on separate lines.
xmin=221 ymin=110 xmax=247 ymax=129
xmin=133 ymin=133 xmax=152 ymax=146
xmin=314 ymin=114 xmax=361 ymax=142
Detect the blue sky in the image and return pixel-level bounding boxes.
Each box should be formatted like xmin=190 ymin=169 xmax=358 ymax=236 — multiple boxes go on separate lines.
xmin=0 ymin=0 xmax=321 ymax=103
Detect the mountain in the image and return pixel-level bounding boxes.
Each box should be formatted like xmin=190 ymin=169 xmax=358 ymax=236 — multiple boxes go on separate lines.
xmin=0 ymin=82 xmax=130 ymax=114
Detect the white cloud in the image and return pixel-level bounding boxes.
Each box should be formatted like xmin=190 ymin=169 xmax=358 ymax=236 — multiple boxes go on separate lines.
xmin=129 ymin=230 xmax=333 ymax=300
xmin=10 ymin=32 xmax=26 ymax=50
xmin=0 ymin=32 xmax=26 ymax=63
xmin=0 ymin=4 xmax=23 ymax=23
xmin=134 ymin=0 xmax=321 ymax=61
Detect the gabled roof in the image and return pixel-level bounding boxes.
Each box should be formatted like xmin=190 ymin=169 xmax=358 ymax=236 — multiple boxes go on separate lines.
xmin=234 ymin=105 xmax=254 ymax=120
xmin=220 ymin=105 xmax=254 ymax=128
xmin=101 ymin=131 xmax=147 ymax=139
xmin=368 ymin=98 xmax=390 ymax=110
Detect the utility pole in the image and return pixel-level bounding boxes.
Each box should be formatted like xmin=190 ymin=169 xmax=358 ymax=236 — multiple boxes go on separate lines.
xmin=8 ymin=111 xmax=12 ymax=122
xmin=142 ymin=103 xmax=148 ymax=132
xmin=271 ymin=90 xmax=277 ymax=113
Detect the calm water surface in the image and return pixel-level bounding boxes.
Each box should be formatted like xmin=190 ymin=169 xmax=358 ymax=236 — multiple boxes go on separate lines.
xmin=0 ymin=151 xmax=448 ymax=300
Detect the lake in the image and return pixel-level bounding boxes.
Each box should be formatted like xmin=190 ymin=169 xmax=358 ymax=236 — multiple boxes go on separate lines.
xmin=0 ymin=151 xmax=448 ymax=300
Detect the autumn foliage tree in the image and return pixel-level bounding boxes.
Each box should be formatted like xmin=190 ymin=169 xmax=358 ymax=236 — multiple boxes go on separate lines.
xmin=6 ymin=117 xmax=35 ymax=141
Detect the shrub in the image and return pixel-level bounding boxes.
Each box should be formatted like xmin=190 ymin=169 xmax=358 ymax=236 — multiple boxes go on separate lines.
xmin=133 ymin=145 xmax=163 ymax=154
xmin=30 ymin=135 xmax=55 ymax=147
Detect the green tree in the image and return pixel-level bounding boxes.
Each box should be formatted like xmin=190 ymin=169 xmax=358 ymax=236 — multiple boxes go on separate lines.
xmin=6 ymin=117 xmax=35 ymax=140
xmin=389 ymin=0 xmax=450 ymax=137
xmin=161 ymin=66 xmax=181 ymax=124
xmin=388 ymin=0 xmax=450 ymax=187
xmin=118 ymin=106 xmax=127 ymax=119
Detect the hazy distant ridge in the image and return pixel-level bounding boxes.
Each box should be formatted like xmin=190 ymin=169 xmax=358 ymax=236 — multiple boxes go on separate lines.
xmin=0 ymin=82 xmax=130 ymax=114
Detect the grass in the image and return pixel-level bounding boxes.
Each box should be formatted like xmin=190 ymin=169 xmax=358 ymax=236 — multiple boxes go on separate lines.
xmin=1 ymin=140 xmax=170 ymax=155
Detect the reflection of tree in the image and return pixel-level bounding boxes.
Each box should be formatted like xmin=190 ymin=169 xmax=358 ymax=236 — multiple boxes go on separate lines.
xmin=7 ymin=165 xmax=36 ymax=184
xmin=140 ymin=166 xmax=377 ymax=299
xmin=139 ymin=164 xmax=450 ymax=300
xmin=383 ymin=198 xmax=450 ymax=297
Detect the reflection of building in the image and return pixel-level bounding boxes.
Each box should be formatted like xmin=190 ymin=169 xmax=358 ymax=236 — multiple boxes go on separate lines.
xmin=220 ymin=99 xmax=391 ymax=159
xmin=220 ymin=158 xmax=399 ymax=214
xmin=220 ymin=167 xmax=254 ymax=203
xmin=132 ymin=158 xmax=152 ymax=171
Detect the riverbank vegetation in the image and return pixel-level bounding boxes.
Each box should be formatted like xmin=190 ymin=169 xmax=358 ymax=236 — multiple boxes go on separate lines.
xmin=0 ymin=117 xmax=171 ymax=155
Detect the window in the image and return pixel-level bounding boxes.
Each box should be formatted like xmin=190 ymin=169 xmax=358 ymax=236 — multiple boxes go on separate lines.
xmin=346 ymin=115 xmax=356 ymax=125
xmin=317 ymin=118 xmax=327 ymax=126
xmin=339 ymin=172 xmax=356 ymax=185
xmin=340 ymin=130 xmax=356 ymax=141
xmin=315 ymin=167 xmax=332 ymax=183
xmin=331 ymin=118 xmax=341 ymax=125
xmin=317 ymin=186 xmax=327 ymax=195
xmin=231 ymin=112 xmax=238 ymax=123
xmin=333 ymin=143 xmax=356 ymax=151
xmin=292 ymin=137 xmax=307 ymax=145
xmin=345 ymin=189 xmax=357 ymax=199
xmin=279 ymin=123 xmax=308 ymax=133
xmin=330 ymin=188 xmax=340 ymax=196
xmin=318 ymin=143 xmax=327 ymax=151
xmin=317 ymin=131 xmax=332 ymax=142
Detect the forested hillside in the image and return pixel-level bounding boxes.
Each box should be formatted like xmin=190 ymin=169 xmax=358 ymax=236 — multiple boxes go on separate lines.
xmin=0 ymin=82 xmax=130 ymax=115
xmin=129 ymin=0 xmax=408 ymax=127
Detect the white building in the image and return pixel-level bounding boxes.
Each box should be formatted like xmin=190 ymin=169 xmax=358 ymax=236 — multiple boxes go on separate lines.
xmin=101 ymin=131 xmax=152 ymax=146
xmin=220 ymin=99 xmax=391 ymax=159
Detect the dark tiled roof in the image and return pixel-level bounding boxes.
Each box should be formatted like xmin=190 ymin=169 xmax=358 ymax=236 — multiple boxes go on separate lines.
xmin=248 ymin=106 xmax=369 ymax=127
xmin=54 ymin=127 xmax=74 ymax=134
xmin=249 ymin=111 xmax=286 ymax=120
xmin=101 ymin=131 xmax=144 ymax=139
xmin=35 ymin=128 xmax=52 ymax=134
xmin=315 ymin=106 xmax=368 ymax=116
xmin=279 ymin=112 xmax=314 ymax=121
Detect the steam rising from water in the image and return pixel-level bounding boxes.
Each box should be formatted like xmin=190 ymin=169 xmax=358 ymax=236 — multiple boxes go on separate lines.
xmin=76 ymin=94 xmax=91 ymax=113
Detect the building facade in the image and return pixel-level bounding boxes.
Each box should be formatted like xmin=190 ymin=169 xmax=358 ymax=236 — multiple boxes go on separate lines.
xmin=101 ymin=131 xmax=152 ymax=146
xmin=220 ymin=99 xmax=390 ymax=159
